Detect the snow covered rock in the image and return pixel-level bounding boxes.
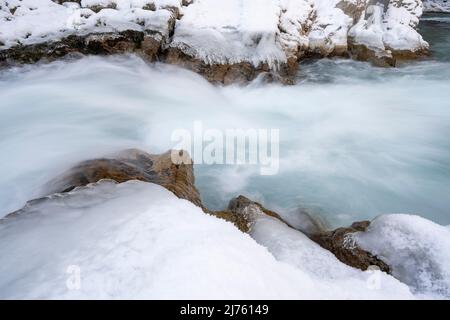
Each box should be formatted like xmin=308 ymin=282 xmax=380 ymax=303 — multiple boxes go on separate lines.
xmin=423 ymin=0 xmax=450 ymax=12
xmin=354 ymin=214 xmax=450 ymax=298
xmin=0 ymin=0 xmax=430 ymax=82
xmin=0 ymin=180 xmax=414 ymax=299
xmin=249 ymin=213 xmax=414 ymax=299
xmin=347 ymin=0 xmax=429 ymax=65
xmin=310 ymin=220 xmax=391 ymax=273
xmin=0 ymin=0 xmax=179 ymax=64
xmin=226 ymin=195 xmax=391 ymax=273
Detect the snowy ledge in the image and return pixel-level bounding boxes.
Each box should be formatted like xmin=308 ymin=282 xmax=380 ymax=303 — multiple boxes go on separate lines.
xmin=0 ymin=0 xmax=430 ymax=83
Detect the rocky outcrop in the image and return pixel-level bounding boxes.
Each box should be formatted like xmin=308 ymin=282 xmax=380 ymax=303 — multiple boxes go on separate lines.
xmin=0 ymin=0 xmax=178 ymax=66
xmin=47 ymin=148 xmax=203 ymax=208
xmin=1 ymin=145 xmax=392 ymax=274
xmin=223 ymin=194 xmax=390 ymax=273
xmin=310 ymin=220 xmax=391 ymax=273
xmin=0 ymin=0 xmax=430 ymax=84
xmin=0 ymin=31 xmax=163 ymax=66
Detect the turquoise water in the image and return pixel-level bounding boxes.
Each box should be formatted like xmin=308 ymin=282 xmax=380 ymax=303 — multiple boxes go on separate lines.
xmin=0 ymin=15 xmax=449 ymax=227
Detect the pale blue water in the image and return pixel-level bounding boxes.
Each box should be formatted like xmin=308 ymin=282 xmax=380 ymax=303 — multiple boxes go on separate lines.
xmin=0 ymin=15 xmax=449 ymax=227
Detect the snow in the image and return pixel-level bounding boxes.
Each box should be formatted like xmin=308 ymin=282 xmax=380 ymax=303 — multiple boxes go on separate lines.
xmin=0 ymin=0 xmax=177 ymax=49
xmin=354 ymin=214 xmax=450 ymax=298
xmin=1 ymin=0 xmax=428 ymax=65
xmin=309 ymin=0 xmax=353 ymax=55
xmin=170 ymin=0 xmax=286 ymax=68
xmin=250 ymin=214 xmax=414 ymax=299
xmin=0 ymin=179 xmax=415 ymax=299
xmin=423 ymin=0 xmax=450 ymax=13
xmin=348 ymin=0 xmax=428 ymax=53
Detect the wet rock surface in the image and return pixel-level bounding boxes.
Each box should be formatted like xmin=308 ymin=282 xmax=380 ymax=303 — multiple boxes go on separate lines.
xmin=310 ymin=221 xmax=391 ymax=273
xmin=222 ymin=194 xmax=390 ymax=273
xmin=47 ymin=149 xmax=203 ymax=208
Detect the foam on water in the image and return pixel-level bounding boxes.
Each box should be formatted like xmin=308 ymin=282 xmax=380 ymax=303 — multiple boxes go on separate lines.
xmin=0 ymin=16 xmax=449 ymax=227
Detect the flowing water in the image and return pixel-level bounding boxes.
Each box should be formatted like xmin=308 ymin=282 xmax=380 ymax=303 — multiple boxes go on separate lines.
xmin=0 ymin=15 xmax=449 ymax=227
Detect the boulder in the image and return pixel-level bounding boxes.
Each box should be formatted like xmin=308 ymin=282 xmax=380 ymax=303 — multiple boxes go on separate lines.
xmin=47 ymin=149 xmax=203 ymax=208
xmin=310 ymin=221 xmax=391 ymax=273
xmin=210 ymin=195 xmax=288 ymax=233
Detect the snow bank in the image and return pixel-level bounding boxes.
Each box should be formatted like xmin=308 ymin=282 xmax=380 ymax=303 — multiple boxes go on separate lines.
xmin=250 ymin=214 xmax=414 ymax=299
xmin=423 ymin=0 xmax=450 ymax=13
xmin=1 ymin=0 xmax=428 ymax=68
xmin=170 ymin=0 xmax=286 ymax=67
xmin=0 ymin=179 xmax=414 ymax=299
xmin=0 ymin=0 xmax=177 ymax=49
xmin=348 ymin=0 xmax=427 ymax=53
xmin=309 ymin=0 xmax=353 ymax=55
xmin=355 ymin=214 xmax=450 ymax=298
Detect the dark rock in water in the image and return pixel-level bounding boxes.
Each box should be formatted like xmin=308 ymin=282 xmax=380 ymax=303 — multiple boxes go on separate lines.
xmin=209 ymin=196 xmax=276 ymax=233
xmin=228 ymin=195 xmax=287 ymax=224
xmin=210 ymin=195 xmax=288 ymax=233
xmin=48 ymin=149 xmax=203 ymax=208
xmin=310 ymin=221 xmax=391 ymax=273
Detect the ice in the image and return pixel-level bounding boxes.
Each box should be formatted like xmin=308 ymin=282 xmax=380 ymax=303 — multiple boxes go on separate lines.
xmin=348 ymin=0 xmax=427 ymax=52
xmin=250 ymin=214 xmax=414 ymax=299
xmin=170 ymin=0 xmax=286 ymax=67
xmin=355 ymin=214 xmax=450 ymax=298
xmin=1 ymin=0 xmax=428 ymax=65
xmin=423 ymin=0 xmax=450 ymax=13
xmin=0 ymin=0 xmax=176 ymax=49
xmin=0 ymin=179 xmax=415 ymax=299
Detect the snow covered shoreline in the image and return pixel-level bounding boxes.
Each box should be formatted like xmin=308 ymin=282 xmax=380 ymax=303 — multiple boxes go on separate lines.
xmin=1 ymin=148 xmax=449 ymax=299
xmin=1 ymin=0 xmax=431 ymax=83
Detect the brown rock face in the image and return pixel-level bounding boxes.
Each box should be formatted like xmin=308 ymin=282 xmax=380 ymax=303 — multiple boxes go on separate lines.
xmin=210 ymin=210 xmax=251 ymax=233
xmin=310 ymin=221 xmax=391 ymax=273
xmin=48 ymin=149 xmax=203 ymax=208
xmin=163 ymin=47 xmax=296 ymax=85
xmin=227 ymin=195 xmax=285 ymax=223
xmin=0 ymin=31 xmax=163 ymax=66
xmin=211 ymin=195 xmax=290 ymax=233
xmin=223 ymin=194 xmax=390 ymax=273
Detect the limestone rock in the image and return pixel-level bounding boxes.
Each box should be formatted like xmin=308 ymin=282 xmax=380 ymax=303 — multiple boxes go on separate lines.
xmin=310 ymin=221 xmax=391 ymax=273
xmin=47 ymin=148 xmax=203 ymax=208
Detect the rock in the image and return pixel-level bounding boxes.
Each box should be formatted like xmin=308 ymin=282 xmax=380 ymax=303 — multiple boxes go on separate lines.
xmin=209 ymin=195 xmax=286 ymax=233
xmin=223 ymin=195 xmax=390 ymax=273
xmin=0 ymin=0 xmax=430 ymax=84
xmin=228 ymin=195 xmax=287 ymax=225
xmin=47 ymin=149 xmax=203 ymax=208
xmin=163 ymin=47 xmax=296 ymax=85
xmin=310 ymin=221 xmax=391 ymax=273
xmin=0 ymin=31 xmax=164 ymax=66
xmin=210 ymin=210 xmax=251 ymax=233
xmin=209 ymin=195 xmax=288 ymax=233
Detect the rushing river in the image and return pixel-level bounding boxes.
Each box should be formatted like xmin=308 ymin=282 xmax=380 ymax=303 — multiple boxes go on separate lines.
xmin=0 ymin=14 xmax=449 ymax=227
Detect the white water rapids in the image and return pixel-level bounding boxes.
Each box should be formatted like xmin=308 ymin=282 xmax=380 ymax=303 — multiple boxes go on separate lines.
xmin=0 ymin=15 xmax=449 ymax=227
